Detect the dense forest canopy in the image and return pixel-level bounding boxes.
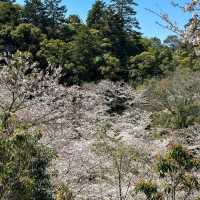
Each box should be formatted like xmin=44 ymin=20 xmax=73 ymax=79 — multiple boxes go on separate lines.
xmin=0 ymin=0 xmax=199 ymax=85
xmin=0 ymin=0 xmax=200 ymax=200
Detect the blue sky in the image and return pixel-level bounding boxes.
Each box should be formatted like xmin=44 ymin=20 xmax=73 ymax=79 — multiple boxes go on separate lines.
xmin=16 ymin=0 xmax=191 ymax=40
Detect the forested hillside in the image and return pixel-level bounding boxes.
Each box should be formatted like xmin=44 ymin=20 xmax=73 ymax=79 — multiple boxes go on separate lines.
xmin=0 ymin=0 xmax=199 ymax=200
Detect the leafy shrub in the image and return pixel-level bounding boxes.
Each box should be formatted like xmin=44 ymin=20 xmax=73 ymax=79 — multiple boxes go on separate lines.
xmin=99 ymin=53 xmax=120 ymax=80
xmin=55 ymin=184 xmax=74 ymax=200
xmin=136 ymin=144 xmax=200 ymax=200
xmin=149 ymin=72 xmax=200 ymax=129
xmin=129 ymin=51 xmax=157 ymax=83
xmin=0 ymin=131 xmax=54 ymax=200
xmin=38 ymin=39 xmax=68 ymax=67
xmin=135 ymin=180 xmax=161 ymax=200
xmin=11 ymin=23 xmax=46 ymax=54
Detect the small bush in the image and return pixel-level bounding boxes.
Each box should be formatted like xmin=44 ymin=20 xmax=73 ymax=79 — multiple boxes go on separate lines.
xmin=149 ymin=72 xmax=200 ymax=129
xmin=55 ymin=184 xmax=74 ymax=200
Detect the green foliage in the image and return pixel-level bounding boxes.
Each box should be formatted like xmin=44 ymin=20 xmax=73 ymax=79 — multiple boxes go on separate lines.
xmin=156 ymin=47 xmax=174 ymax=74
xmin=24 ymin=0 xmax=48 ymax=31
xmin=157 ymin=144 xmax=198 ymax=177
xmin=150 ymin=130 xmax=168 ymax=140
xmin=135 ymin=180 xmax=161 ymax=200
xmin=0 ymin=25 xmax=12 ymax=42
xmin=172 ymin=49 xmax=194 ymax=71
xmin=61 ymin=26 xmax=110 ymax=84
xmin=156 ymin=144 xmax=200 ymax=200
xmin=0 ymin=24 xmax=13 ymax=53
xmin=0 ymin=0 xmax=199 ymax=86
xmin=152 ymin=111 xmax=174 ymax=129
xmin=110 ymin=0 xmax=139 ymax=32
xmin=44 ymin=0 xmax=67 ymax=37
xmin=128 ymin=37 xmax=175 ymax=85
xmin=44 ymin=0 xmax=66 ymax=25
xmin=0 ymin=0 xmax=177 ymax=85
xmin=137 ymin=144 xmax=200 ymax=200
xmin=24 ymin=0 xmax=67 ymax=38
xmin=169 ymin=41 xmax=200 ymax=72
xmin=0 ymin=131 xmax=54 ymax=200
xmin=129 ymin=51 xmax=157 ymax=83
xmin=11 ymin=23 xmax=46 ymax=54
xmin=193 ymin=58 xmax=200 ymax=71
xmin=38 ymin=39 xmax=68 ymax=67
xmin=66 ymin=15 xmax=81 ymax=25
xmin=152 ymin=102 xmax=200 ymax=129
xmin=99 ymin=53 xmax=120 ymax=80
xmin=55 ymin=184 xmax=74 ymax=200
xmin=87 ymin=0 xmax=106 ymax=30
xmin=150 ymin=73 xmax=200 ymax=129
xmin=164 ymin=35 xmax=181 ymax=50
xmin=87 ymin=1 xmax=142 ymax=79
xmin=0 ymin=1 xmax=22 ymax=25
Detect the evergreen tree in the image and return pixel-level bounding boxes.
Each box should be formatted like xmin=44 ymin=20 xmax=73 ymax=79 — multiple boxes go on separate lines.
xmin=24 ymin=0 xmax=48 ymax=31
xmin=87 ymin=0 xmax=106 ymax=30
xmin=100 ymin=7 xmax=127 ymax=58
xmin=110 ymin=0 xmax=139 ymax=32
xmin=0 ymin=1 xmax=22 ymax=26
xmin=86 ymin=4 xmax=142 ymax=80
xmin=44 ymin=0 xmax=67 ymax=37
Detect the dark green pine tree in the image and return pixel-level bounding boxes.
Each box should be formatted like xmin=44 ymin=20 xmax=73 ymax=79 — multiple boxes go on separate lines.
xmin=110 ymin=0 xmax=140 ymax=32
xmin=44 ymin=0 xmax=67 ymax=36
xmin=100 ymin=1 xmax=141 ymax=80
xmin=24 ymin=0 xmax=48 ymax=31
xmin=86 ymin=0 xmax=106 ymax=30
xmin=0 ymin=0 xmax=22 ymax=26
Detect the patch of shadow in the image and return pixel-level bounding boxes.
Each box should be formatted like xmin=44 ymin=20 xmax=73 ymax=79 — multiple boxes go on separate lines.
xmin=104 ymin=90 xmax=128 ymax=115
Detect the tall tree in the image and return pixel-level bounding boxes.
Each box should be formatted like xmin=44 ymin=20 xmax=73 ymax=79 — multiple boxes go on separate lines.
xmin=87 ymin=0 xmax=106 ymax=30
xmin=0 ymin=1 xmax=22 ymax=25
xmin=110 ymin=0 xmax=140 ymax=32
xmin=24 ymin=0 xmax=47 ymax=30
xmin=0 ymin=51 xmax=69 ymax=200
xmin=44 ymin=0 xmax=67 ymax=37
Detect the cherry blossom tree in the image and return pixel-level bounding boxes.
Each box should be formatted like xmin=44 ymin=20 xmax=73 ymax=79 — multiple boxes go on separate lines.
xmin=0 ymin=51 xmax=67 ymax=135
xmin=147 ymin=0 xmax=200 ymax=54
